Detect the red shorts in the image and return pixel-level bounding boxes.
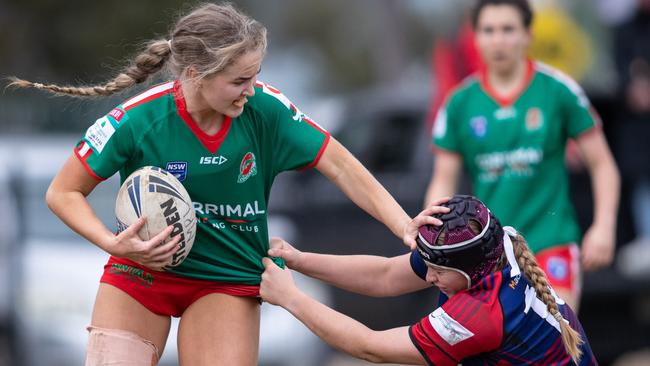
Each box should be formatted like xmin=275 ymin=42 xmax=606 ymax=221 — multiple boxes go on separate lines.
xmin=100 ymin=257 xmax=260 ymax=317
xmin=536 ymin=244 xmax=581 ymax=298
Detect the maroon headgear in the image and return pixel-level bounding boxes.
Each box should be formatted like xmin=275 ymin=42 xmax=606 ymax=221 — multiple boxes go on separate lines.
xmin=416 ymin=195 xmax=504 ymax=287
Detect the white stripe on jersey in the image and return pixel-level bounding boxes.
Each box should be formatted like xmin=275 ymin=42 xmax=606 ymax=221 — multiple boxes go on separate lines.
xmin=78 ymin=142 xmax=91 ymax=157
xmin=534 ymin=62 xmax=589 ymax=108
xmin=122 ymin=81 xmax=174 ymax=109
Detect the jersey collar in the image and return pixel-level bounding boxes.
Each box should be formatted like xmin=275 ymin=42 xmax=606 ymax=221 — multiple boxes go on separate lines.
xmin=173 ymin=80 xmax=232 ymax=154
xmin=479 ymin=59 xmax=535 ymax=108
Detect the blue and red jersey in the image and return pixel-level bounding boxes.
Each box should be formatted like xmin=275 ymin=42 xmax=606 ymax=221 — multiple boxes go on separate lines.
xmin=409 ymin=251 xmax=597 ymax=365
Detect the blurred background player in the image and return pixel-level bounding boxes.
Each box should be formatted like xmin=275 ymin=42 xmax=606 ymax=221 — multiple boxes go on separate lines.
xmin=423 ymin=0 xmax=620 ymax=311
xmin=261 ymin=195 xmax=598 ymax=365
xmin=8 ymin=3 xmax=432 ymax=365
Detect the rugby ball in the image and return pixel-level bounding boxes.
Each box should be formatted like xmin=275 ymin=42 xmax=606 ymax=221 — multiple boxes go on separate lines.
xmin=115 ymin=166 xmax=196 ymax=268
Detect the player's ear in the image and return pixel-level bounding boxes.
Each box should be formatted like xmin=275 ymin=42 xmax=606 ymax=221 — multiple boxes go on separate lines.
xmin=185 ymin=66 xmax=201 ymax=87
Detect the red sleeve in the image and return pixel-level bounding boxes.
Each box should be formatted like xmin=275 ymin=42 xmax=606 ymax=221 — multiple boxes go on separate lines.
xmin=409 ymin=276 xmax=504 ymax=364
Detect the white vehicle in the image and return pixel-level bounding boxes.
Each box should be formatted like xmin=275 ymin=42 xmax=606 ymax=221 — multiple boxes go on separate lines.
xmin=1 ymin=135 xmax=329 ymax=366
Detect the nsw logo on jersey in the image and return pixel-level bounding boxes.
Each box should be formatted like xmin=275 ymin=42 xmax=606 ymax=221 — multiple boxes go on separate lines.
xmin=237 ymin=152 xmax=257 ymax=183
xmin=470 ymin=116 xmax=488 ymax=138
xmin=166 ymin=161 xmax=188 ymax=182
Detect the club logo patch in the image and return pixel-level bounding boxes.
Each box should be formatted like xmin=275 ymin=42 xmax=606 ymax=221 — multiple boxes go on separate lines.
xmin=526 ymin=107 xmax=544 ymax=131
xmin=237 ymin=152 xmax=257 ymax=183
xmin=166 ymin=161 xmax=188 ymax=182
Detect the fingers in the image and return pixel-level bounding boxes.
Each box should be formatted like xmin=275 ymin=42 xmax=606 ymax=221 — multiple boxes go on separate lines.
xmin=428 ymin=196 xmax=451 ymax=207
xmin=149 ymin=225 xmax=175 ymax=246
xmin=262 ymin=257 xmax=277 ymax=269
xmin=269 ymin=237 xmax=286 ymax=249
xmin=118 ymin=217 xmax=147 ymax=239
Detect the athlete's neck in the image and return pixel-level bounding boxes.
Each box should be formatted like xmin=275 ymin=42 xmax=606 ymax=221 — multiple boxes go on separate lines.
xmin=487 ymin=58 xmax=528 ymax=96
xmin=181 ymin=82 xmax=225 ymax=135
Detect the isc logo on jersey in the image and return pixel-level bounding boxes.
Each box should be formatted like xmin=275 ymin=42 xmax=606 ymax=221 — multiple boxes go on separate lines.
xmin=199 ymin=156 xmax=228 ymax=165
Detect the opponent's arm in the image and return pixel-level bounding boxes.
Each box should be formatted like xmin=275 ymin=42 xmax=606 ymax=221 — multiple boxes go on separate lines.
xmin=270 ymin=238 xmax=430 ymax=297
xmin=575 ymin=129 xmax=620 ymax=271
xmin=260 ymin=258 xmax=426 ymax=365
xmin=46 ymin=154 xmax=180 ymax=270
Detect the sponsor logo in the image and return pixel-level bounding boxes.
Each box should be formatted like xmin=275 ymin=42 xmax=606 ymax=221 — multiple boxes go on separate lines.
xmin=166 ymin=161 xmax=188 ymax=181
xmin=108 ymin=108 xmax=126 ymax=122
xmin=509 ymin=274 xmax=521 ymax=289
xmin=525 ymin=107 xmax=544 ymax=131
xmin=475 ymin=147 xmax=544 ymax=181
xmin=110 ymin=263 xmax=154 ymax=286
xmin=494 ymin=107 xmax=517 ymax=120
xmin=84 ymin=116 xmax=115 ymax=154
xmin=428 ymin=308 xmax=474 ymax=345
xmin=470 ymin=116 xmax=487 ymax=138
xmin=193 ymin=201 xmax=266 ymax=218
xmin=237 ymin=152 xmax=257 ymax=183
xmin=160 ymin=198 xmax=190 ymax=266
xmin=199 ymin=156 xmax=228 ymax=165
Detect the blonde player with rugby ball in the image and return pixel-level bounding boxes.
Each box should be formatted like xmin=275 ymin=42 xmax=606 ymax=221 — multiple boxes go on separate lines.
xmin=9 ymin=3 xmax=435 ymax=365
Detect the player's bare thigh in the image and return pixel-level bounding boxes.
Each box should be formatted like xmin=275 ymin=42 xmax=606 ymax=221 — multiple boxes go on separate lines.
xmin=177 ymin=293 xmax=260 ymax=366
xmin=91 ymin=282 xmax=172 ymax=356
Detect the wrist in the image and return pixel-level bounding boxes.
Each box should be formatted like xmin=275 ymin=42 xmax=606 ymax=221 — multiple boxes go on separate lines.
xmin=285 ymin=289 xmax=309 ymax=313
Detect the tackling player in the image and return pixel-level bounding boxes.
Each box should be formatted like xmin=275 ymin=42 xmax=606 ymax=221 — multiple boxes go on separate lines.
xmin=423 ymin=0 xmax=620 ymax=311
xmin=8 ymin=3 xmax=435 ymax=365
xmin=261 ymin=195 xmax=598 ymax=365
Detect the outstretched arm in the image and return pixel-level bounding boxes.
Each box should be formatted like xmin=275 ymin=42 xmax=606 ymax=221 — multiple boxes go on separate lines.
xmin=269 ymin=238 xmax=430 ymax=297
xmin=260 ymin=258 xmax=426 ymax=365
xmin=268 ymin=204 xmax=447 ymax=297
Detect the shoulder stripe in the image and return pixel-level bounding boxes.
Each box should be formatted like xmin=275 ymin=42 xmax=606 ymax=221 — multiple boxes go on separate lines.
xmin=123 ymin=81 xmax=175 ymax=110
xmin=534 ymin=62 xmax=589 ymax=106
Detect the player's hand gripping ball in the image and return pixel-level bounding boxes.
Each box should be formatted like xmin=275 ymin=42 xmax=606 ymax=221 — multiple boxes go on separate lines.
xmin=115 ymin=166 xmax=197 ymax=268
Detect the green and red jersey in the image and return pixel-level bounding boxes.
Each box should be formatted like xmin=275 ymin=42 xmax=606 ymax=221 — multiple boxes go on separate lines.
xmin=433 ymin=61 xmax=598 ymax=253
xmin=75 ymin=80 xmax=329 ymax=284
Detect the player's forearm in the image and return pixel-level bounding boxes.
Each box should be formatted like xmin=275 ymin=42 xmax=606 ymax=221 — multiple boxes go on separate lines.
xmin=294 ymin=252 xmax=395 ymax=297
xmin=588 ymin=156 xmax=620 ymax=229
xmin=46 ymin=189 xmax=116 ymax=252
xmin=284 ymin=290 xmax=382 ymax=362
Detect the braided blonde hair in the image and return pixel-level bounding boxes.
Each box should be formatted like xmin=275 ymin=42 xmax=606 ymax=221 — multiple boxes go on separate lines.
xmin=8 ymin=3 xmax=266 ymax=97
xmin=510 ymin=234 xmax=584 ymax=364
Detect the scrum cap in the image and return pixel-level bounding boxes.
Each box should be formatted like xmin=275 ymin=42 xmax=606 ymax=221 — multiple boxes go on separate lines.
xmin=416 ymin=195 xmax=504 ymax=287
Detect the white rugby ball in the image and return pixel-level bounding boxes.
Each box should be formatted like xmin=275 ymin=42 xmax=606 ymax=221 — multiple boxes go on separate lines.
xmin=115 ymin=166 xmax=197 ymax=268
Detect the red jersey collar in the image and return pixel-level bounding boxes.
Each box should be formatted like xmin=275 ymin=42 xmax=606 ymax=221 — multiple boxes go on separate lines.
xmin=479 ymin=59 xmax=535 ymax=108
xmin=173 ymin=80 xmax=232 ymax=154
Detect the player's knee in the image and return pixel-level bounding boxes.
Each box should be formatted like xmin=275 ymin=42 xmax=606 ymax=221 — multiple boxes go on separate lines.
xmin=85 ymin=326 xmax=160 ymax=366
